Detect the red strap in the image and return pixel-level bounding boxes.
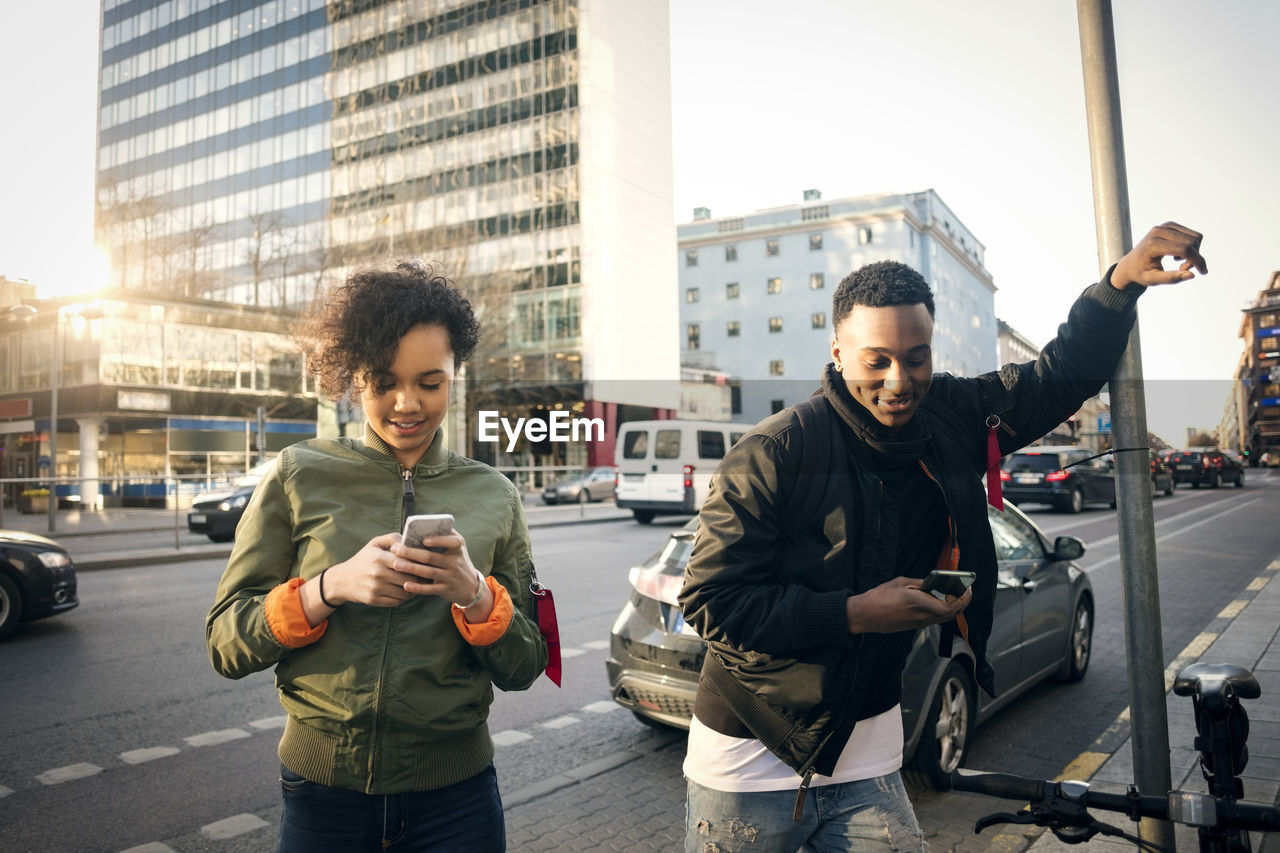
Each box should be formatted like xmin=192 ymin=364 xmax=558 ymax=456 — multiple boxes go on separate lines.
xmin=986 ymin=421 xmax=1004 ymax=511
xmin=532 ymin=585 xmax=562 ymax=687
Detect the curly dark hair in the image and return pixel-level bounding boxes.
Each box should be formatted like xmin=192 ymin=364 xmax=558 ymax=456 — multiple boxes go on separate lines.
xmin=831 ymin=260 xmax=935 ymax=328
xmin=296 ymin=260 xmax=480 ymax=400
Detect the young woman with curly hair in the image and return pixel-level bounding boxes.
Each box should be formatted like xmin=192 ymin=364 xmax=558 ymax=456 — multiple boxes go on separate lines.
xmin=206 ymin=260 xmax=548 ymax=852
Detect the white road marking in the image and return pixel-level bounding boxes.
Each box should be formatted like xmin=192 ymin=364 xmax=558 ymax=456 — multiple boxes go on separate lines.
xmin=1085 ymin=497 xmax=1265 ymax=572
xmin=582 ymin=700 xmax=622 ymax=714
xmin=120 ymin=746 xmax=180 ymax=765
xmin=119 ymin=843 xmax=177 ymax=852
xmin=539 ymin=715 xmax=580 ymax=730
xmin=0 ymin=785 xmax=13 ymax=797
xmin=185 ymin=728 xmax=251 ymax=748
xmin=582 ymin=640 xmax=610 ymax=650
xmin=492 ymin=729 xmax=533 ymax=746
xmin=249 ymin=715 xmax=287 ymax=729
xmin=36 ymin=763 xmax=103 ymax=785
xmin=200 ymin=813 xmax=270 ymax=840
xmin=561 ymin=648 xmax=585 ymax=659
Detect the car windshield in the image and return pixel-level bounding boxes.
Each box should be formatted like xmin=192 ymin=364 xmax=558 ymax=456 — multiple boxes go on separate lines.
xmin=1005 ymin=453 xmax=1064 ymax=473
xmin=235 ymin=459 xmax=276 ymax=487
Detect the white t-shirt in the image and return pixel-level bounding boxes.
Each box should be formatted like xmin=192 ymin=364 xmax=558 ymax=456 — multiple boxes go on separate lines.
xmin=683 ymin=704 xmax=904 ymax=792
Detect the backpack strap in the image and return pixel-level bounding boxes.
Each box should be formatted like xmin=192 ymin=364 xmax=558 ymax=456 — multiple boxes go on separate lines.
xmin=785 ymin=395 xmax=840 ymax=531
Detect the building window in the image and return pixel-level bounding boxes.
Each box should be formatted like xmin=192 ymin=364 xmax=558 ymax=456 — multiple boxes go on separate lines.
xmin=687 ymin=324 xmax=701 ymax=350
xmin=810 ymin=273 xmax=824 ymax=290
xmin=726 ymin=282 xmax=740 ymax=299
xmin=769 ymin=317 xmax=783 ymax=334
xmin=769 ymin=360 xmax=785 ymax=376
xmin=859 ymin=226 xmax=873 ymax=245
xmin=767 ymin=277 xmax=782 ymax=295
xmin=685 ymin=250 xmax=698 ymax=267
xmin=727 ymin=321 xmax=741 ymax=337
xmin=812 ymin=312 xmax=827 ymax=329
xmin=766 ymin=239 xmax=780 ymax=257
xmin=771 ymin=399 xmax=786 ymax=414
xmin=725 ymin=244 xmax=738 ymax=262
xmin=686 ymin=287 xmax=700 ymax=303
xmin=809 ymin=233 xmax=823 ymax=250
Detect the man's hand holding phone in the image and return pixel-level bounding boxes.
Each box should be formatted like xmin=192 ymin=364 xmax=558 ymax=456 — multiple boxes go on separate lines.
xmin=918 ymin=569 xmax=976 ymax=601
xmin=845 ymin=571 xmax=975 ymax=635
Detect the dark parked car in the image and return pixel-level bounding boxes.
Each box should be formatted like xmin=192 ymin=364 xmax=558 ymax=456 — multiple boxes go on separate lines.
xmin=541 ymin=466 xmax=616 ymax=504
xmin=0 ymin=530 xmax=79 ymax=641
xmin=605 ymin=503 xmax=1094 ymax=790
xmin=1168 ymin=447 xmax=1245 ymax=489
xmin=1000 ymin=445 xmax=1115 ymax=513
xmin=187 ymin=458 xmax=276 ymax=542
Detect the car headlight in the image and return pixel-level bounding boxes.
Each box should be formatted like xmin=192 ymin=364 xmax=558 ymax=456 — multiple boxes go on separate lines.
xmin=37 ymin=551 xmax=72 ymax=569
xmin=219 ymin=495 xmax=250 ymax=512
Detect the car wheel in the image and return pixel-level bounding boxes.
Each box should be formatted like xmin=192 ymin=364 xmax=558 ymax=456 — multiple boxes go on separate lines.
xmin=1057 ymin=487 xmax=1084 ymax=514
xmin=0 ymin=573 xmax=22 ymax=642
xmin=1235 ymin=471 xmax=1245 ymax=488
xmin=1165 ymin=480 xmax=1174 ymax=496
xmin=1210 ymin=472 xmax=1222 ymax=489
xmin=207 ymin=531 xmax=235 ymax=543
xmin=577 ymin=488 xmax=589 ymax=504
xmin=1056 ymin=596 xmax=1094 ymax=683
xmin=633 ymin=510 xmax=655 ymax=525
xmin=906 ymin=661 xmax=974 ymax=791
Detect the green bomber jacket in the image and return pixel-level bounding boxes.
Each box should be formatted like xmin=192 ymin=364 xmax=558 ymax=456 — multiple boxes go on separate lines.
xmin=205 ymin=426 xmax=548 ymax=794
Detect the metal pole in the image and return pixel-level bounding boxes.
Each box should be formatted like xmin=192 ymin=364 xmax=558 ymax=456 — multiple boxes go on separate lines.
xmin=48 ymin=310 xmax=59 ymax=534
xmin=1077 ymin=2 xmax=1172 ymax=849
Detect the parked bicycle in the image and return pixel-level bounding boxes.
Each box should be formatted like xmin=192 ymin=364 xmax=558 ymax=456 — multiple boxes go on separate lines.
xmin=952 ymin=662 xmax=1278 ymax=852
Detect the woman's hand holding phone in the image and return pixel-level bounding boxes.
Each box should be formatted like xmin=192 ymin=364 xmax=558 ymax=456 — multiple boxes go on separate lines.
xmin=392 ymin=515 xmax=494 ymax=621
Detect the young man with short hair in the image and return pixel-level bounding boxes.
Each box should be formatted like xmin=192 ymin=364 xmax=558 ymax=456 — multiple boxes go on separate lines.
xmin=679 ymin=223 xmax=1206 ymax=851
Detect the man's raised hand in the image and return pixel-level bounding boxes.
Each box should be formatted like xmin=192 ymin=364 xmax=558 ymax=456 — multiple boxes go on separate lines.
xmin=1111 ymin=221 xmax=1207 ymax=290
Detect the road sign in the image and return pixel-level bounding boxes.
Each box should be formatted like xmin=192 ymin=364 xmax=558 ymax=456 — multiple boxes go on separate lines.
xmin=1097 ymin=414 xmax=1111 ymax=434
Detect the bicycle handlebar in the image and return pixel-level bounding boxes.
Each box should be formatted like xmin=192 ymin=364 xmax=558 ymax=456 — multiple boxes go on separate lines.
xmin=952 ymin=769 xmax=1280 ymax=833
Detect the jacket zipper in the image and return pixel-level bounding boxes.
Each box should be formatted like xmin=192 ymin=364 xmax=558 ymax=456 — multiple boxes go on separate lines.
xmin=369 ymin=464 xmax=414 ymax=791
xmin=401 ymin=465 xmax=416 ymax=522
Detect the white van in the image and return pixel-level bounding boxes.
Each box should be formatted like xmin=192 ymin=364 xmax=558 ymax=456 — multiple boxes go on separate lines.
xmin=613 ymin=419 xmax=756 ymax=524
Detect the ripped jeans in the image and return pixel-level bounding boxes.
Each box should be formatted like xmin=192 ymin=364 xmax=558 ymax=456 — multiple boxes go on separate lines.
xmin=685 ymin=772 xmax=926 ymax=853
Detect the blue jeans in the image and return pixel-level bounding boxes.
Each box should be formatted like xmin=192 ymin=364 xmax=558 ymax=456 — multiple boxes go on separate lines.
xmin=685 ymin=772 xmax=925 ymax=852
xmin=278 ymin=764 xmax=505 ymax=852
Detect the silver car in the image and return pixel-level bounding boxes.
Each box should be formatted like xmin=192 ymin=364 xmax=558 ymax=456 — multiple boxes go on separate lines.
xmin=605 ymin=502 xmax=1094 ymax=790
xmin=541 ymin=466 xmax=616 ymax=504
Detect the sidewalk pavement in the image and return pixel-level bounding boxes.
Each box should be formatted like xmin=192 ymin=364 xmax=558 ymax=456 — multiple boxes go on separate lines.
xmin=1020 ymin=557 xmax=1280 ymax=853
xmin=10 ymin=500 xmax=1278 ymax=851
xmin=2 ymin=492 xmax=634 ymax=571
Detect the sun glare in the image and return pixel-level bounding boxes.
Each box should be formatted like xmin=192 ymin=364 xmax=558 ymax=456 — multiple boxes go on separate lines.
xmin=37 ymin=246 xmax=112 ymax=300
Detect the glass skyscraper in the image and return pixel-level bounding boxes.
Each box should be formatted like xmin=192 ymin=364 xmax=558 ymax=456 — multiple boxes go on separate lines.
xmin=95 ymin=0 xmax=680 ymax=467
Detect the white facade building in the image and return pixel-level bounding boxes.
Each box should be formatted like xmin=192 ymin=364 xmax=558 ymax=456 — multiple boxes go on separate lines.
xmin=677 ymin=189 xmax=997 ymax=424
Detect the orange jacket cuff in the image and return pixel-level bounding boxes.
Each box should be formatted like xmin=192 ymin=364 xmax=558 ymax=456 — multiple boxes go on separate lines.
xmin=265 ymin=577 xmax=327 ymax=649
xmin=450 ymin=576 xmax=513 ymax=646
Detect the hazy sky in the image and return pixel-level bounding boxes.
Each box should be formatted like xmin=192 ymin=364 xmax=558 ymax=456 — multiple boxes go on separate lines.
xmin=2 ymin=1 xmax=1275 ymax=442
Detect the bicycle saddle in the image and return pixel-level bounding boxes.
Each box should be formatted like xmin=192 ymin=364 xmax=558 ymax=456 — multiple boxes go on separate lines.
xmin=1173 ymin=662 xmax=1260 ymax=712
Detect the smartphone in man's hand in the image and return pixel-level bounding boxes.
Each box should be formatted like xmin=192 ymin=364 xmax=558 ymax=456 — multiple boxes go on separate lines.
xmin=918 ymin=569 xmax=976 ymax=601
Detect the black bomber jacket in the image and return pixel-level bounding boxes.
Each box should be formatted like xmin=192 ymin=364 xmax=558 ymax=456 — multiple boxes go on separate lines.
xmin=678 ymin=275 xmax=1142 ymax=781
